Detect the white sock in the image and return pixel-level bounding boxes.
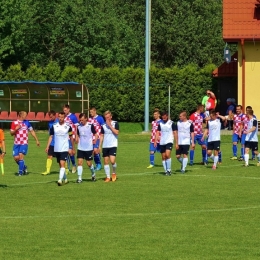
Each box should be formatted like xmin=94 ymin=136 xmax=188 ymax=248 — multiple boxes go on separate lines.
xmin=178 ymin=157 xmax=183 ymax=164
xmin=162 ymin=160 xmax=167 ymax=171
xmin=244 ymin=154 xmax=249 ymax=165
xmin=213 ymin=156 xmax=218 ymax=166
xmin=89 ymin=164 xmax=95 ymax=176
xmin=182 ymin=158 xmax=188 ymax=170
xmin=77 ymin=166 xmax=83 ymax=180
xmin=59 ymin=167 xmax=65 ymax=181
xmin=104 ymin=164 xmax=110 ymax=178
xmin=112 ymin=163 xmax=117 ymax=174
xmin=209 ymin=154 xmax=214 ymax=161
xmin=166 ymin=158 xmax=171 ymax=172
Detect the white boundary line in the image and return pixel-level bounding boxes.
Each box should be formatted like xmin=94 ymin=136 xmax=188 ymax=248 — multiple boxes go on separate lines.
xmin=1 ymin=205 xmax=260 ymax=220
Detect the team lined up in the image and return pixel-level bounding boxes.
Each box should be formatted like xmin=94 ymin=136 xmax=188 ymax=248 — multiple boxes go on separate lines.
xmin=147 ymin=104 xmax=260 ymax=174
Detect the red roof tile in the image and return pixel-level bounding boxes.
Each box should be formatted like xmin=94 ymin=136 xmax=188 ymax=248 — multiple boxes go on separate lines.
xmin=223 ymin=0 xmax=260 ymax=41
xmin=212 ymin=52 xmax=238 ymax=77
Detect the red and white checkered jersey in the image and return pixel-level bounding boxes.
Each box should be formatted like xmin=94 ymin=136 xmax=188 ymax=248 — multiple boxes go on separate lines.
xmin=150 ymin=119 xmax=162 ymax=143
xmin=10 ymin=120 xmax=33 ymax=145
xmin=241 ymin=114 xmax=249 ymax=133
xmin=88 ymin=118 xmax=101 ymax=139
xmin=189 ymin=112 xmax=203 ymax=135
xmin=65 ymin=116 xmax=76 ymax=138
xmin=233 ymin=114 xmax=242 ymax=134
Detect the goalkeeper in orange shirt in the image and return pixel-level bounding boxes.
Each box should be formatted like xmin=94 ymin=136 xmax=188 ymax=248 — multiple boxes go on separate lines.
xmin=0 ymin=128 xmax=6 ymax=175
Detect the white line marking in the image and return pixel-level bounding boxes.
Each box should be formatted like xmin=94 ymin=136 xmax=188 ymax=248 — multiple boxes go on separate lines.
xmin=1 ymin=206 xmax=260 ymax=220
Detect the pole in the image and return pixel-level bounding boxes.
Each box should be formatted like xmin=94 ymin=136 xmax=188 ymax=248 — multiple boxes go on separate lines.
xmin=168 ymin=85 xmax=171 ymax=118
xmin=144 ymin=0 xmax=150 ymax=132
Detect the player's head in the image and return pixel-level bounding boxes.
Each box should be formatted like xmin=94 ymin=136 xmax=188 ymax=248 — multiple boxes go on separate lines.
xmin=48 ymin=110 xmax=56 ymax=120
xmin=206 ymin=90 xmax=211 ymax=96
xmin=58 ymin=111 xmax=65 ymax=124
xmin=103 ymin=110 xmax=112 ymax=121
xmin=209 ymin=110 xmax=217 ymax=119
xmin=89 ymin=107 xmax=97 ymax=117
xmin=153 ymin=109 xmax=160 ymax=120
xmin=160 ymin=111 xmax=168 ymax=121
xmin=246 ymin=106 xmax=252 ymax=114
xmin=79 ymin=113 xmax=88 ymax=125
xmin=236 ymin=105 xmax=242 ymax=114
xmin=18 ymin=111 xmax=27 ymax=120
xmin=179 ymin=111 xmax=187 ymax=121
xmin=63 ymin=104 xmax=70 ymax=116
xmin=197 ymin=104 xmax=204 ymax=113
xmin=246 ymin=109 xmax=254 ymax=116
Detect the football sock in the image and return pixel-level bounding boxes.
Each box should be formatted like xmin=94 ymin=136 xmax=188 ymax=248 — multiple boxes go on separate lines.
xmin=89 ymin=164 xmax=95 ymax=176
xmin=209 ymin=154 xmax=214 ymax=161
xmin=213 ymin=156 xmax=218 ymax=167
xmin=244 ymin=154 xmax=249 ymax=165
xmin=104 ymin=164 xmax=110 ymax=178
xmin=59 ymin=167 xmax=65 ymax=181
xmin=66 ymin=159 xmax=71 ymax=171
xmin=232 ymin=145 xmax=237 ymax=156
xmin=252 ymin=150 xmax=255 ymax=159
xmin=257 ymin=154 xmax=260 ymax=162
xmin=218 ymin=151 xmax=222 ymax=162
xmin=77 ymin=166 xmax=83 ymax=180
xmin=18 ymin=160 xmax=25 ymax=174
xmin=241 ymin=148 xmax=244 ymax=159
xmin=189 ymin=150 xmax=194 ymax=164
xmin=94 ymin=154 xmax=101 ymax=165
xmin=0 ymin=159 xmax=4 ymax=174
xmin=165 ymin=158 xmax=171 ymax=172
xmin=150 ymin=153 xmax=155 ymax=165
xmin=70 ymin=155 xmax=76 ymax=166
xmin=182 ymin=158 xmax=188 ymax=171
xmin=162 ymin=160 xmax=167 ymax=172
xmin=112 ymin=163 xmax=117 ymax=174
xmin=202 ymin=149 xmax=207 ymax=162
xmin=46 ymin=158 xmax=52 ymax=173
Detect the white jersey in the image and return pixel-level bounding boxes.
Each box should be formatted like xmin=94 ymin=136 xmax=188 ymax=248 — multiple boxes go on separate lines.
xmin=157 ymin=120 xmax=176 ymax=145
xmin=50 ymin=122 xmax=72 ymax=152
xmin=101 ymin=121 xmax=119 ymax=148
xmin=77 ymin=122 xmax=96 ymax=151
xmin=207 ymin=119 xmax=221 ymax=142
xmin=177 ymin=120 xmax=194 ymax=145
xmin=245 ymin=117 xmax=258 ymax=142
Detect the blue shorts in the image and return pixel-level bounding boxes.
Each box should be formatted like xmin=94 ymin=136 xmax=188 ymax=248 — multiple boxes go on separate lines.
xmin=241 ymin=134 xmax=246 ymax=145
xmin=149 ymin=143 xmax=161 ymax=153
xmin=13 ymin=144 xmax=28 ymax=156
xmin=193 ymin=134 xmax=206 ymax=146
xmin=93 ymin=139 xmax=100 ymax=149
xmin=232 ymin=133 xmax=241 ymax=143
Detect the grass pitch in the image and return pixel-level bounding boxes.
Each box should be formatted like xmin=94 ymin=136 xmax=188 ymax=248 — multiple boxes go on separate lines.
xmin=1 ymin=125 xmax=260 ymax=259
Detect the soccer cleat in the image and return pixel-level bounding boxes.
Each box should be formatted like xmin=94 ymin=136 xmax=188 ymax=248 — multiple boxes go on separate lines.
xmin=112 ymin=173 xmax=117 ymax=182
xmin=243 ymin=164 xmax=249 ymax=167
xmin=91 ymin=175 xmax=96 ymax=182
xmin=96 ymin=164 xmax=102 ymax=171
xmin=218 ymin=161 xmax=222 ymax=165
xmin=252 ymin=157 xmax=256 ymax=161
xmin=57 ymin=180 xmax=62 ymax=186
xmin=64 ymin=179 xmax=69 ymax=184
xmin=165 ymin=171 xmax=171 ymax=176
xmin=147 ymin=164 xmax=154 ymax=169
xmin=72 ymin=166 xmax=77 ymax=174
xmin=104 ymin=177 xmax=111 ymax=182
xmin=23 ymin=165 xmax=28 ymax=175
xmin=238 ymin=157 xmax=244 ymax=161
xmin=230 ymin=156 xmax=238 ymax=160
xmin=189 ymin=163 xmax=193 ymax=166
xmin=41 ymin=171 xmax=50 ymax=175
xmin=181 ymin=169 xmax=185 ymax=174
xmin=76 ymin=179 xmax=82 ymax=183
xmin=257 ymin=162 xmax=260 ymax=167
xmin=212 ymin=165 xmax=217 ymax=170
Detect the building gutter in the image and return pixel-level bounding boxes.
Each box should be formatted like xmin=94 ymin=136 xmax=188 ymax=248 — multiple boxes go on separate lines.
xmin=241 ymin=39 xmax=245 ymax=111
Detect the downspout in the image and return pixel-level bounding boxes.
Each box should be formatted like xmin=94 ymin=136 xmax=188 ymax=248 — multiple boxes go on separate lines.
xmin=241 ymin=39 xmax=245 ymax=111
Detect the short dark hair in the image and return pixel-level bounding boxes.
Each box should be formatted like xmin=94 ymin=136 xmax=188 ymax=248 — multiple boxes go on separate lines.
xmin=236 ymin=105 xmax=243 ymax=109
xmin=246 ymin=106 xmax=252 ymax=110
xmin=63 ymin=104 xmax=70 ymax=109
xmin=58 ymin=111 xmax=65 ymax=116
xmin=79 ymin=113 xmax=87 ymax=119
xmin=48 ymin=110 xmax=56 ymax=116
xmin=160 ymin=110 xmax=168 ymax=116
xmin=209 ymin=110 xmax=216 ymax=116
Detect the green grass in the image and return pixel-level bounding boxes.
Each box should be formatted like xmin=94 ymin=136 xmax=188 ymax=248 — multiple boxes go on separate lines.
xmin=1 ymin=129 xmax=260 ymax=259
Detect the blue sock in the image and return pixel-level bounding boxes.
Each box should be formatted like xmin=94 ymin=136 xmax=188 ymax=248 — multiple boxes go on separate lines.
xmin=70 ymin=155 xmax=76 ymax=166
xmin=202 ymin=149 xmax=207 ymax=162
xmin=94 ymin=154 xmax=101 ymax=165
xmin=252 ymin=150 xmax=255 ymax=159
xmin=18 ymin=160 xmax=25 ymax=174
xmin=232 ymin=145 xmax=237 ymax=156
xmin=241 ymin=147 xmax=244 ymax=159
xmin=150 ymin=154 xmax=155 ymax=165
xmin=190 ymin=150 xmax=194 ymax=164
xmin=218 ymin=151 xmax=222 ymax=162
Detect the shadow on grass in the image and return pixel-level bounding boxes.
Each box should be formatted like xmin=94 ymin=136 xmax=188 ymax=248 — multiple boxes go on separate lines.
xmin=0 ymin=184 xmax=8 ymax=188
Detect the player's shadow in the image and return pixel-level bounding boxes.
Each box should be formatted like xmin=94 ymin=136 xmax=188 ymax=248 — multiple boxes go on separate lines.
xmin=49 ymin=171 xmax=59 ymax=175
xmin=0 ymin=184 xmax=8 ymax=188
xmin=13 ymin=172 xmax=29 ymax=176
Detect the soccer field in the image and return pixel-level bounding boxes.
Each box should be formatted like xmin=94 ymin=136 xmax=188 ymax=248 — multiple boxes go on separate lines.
xmin=1 ymin=128 xmax=260 ymax=259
